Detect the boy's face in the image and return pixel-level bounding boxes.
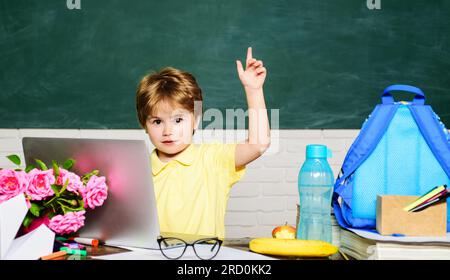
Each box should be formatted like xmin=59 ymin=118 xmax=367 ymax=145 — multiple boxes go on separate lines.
xmin=145 ymin=100 xmax=197 ymax=161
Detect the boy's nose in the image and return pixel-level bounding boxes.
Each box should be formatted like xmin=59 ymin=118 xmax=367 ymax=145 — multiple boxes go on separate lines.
xmin=162 ymin=124 xmax=173 ymax=136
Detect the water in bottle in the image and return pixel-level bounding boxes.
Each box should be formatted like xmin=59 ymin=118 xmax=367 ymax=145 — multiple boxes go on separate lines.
xmin=296 ymin=144 xmax=334 ymax=243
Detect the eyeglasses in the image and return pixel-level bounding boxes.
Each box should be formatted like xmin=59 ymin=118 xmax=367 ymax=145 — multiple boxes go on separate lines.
xmin=157 ymin=236 xmax=223 ymax=260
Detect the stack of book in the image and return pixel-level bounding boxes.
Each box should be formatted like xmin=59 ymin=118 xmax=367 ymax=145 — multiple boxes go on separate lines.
xmin=339 ymin=228 xmax=450 ymax=260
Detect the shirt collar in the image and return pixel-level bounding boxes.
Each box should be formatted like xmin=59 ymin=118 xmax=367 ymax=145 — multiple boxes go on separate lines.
xmin=151 ymin=144 xmax=197 ymax=176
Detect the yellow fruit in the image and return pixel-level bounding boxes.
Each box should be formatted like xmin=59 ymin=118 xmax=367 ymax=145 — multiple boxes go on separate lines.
xmin=249 ymin=238 xmax=338 ymax=257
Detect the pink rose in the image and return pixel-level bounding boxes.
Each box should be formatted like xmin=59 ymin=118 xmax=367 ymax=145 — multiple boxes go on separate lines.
xmin=26 ymin=169 xmax=55 ymax=200
xmin=48 ymin=211 xmax=86 ymax=234
xmin=56 ymin=168 xmax=83 ymax=194
xmin=0 ymin=169 xmax=28 ymax=203
xmin=82 ymin=175 xmax=108 ymax=209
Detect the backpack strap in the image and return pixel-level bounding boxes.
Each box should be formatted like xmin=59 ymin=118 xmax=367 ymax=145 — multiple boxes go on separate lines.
xmin=409 ymin=105 xmax=450 ymax=178
xmin=332 ymin=192 xmax=351 ymax=228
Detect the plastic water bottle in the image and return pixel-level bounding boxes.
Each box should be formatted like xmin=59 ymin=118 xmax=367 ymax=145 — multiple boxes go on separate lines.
xmin=296 ymin=144 xmax=334 ymax=243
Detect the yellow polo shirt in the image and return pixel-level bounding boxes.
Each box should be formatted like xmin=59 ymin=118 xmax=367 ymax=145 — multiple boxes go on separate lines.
xmin=151 ymin=143 xmax=246 ymax=240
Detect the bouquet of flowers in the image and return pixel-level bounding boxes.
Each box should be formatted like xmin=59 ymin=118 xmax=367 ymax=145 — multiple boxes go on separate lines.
xmin=0 ymin=154 xmax=108 ymax=236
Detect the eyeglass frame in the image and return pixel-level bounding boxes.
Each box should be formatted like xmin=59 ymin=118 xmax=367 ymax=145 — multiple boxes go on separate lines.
xmin=157 ymin=236 xmax=223 ymax=260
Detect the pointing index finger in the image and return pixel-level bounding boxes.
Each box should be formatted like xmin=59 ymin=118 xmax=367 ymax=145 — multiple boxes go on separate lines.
xmin=246 ymin=47 xmax=253 ymax=64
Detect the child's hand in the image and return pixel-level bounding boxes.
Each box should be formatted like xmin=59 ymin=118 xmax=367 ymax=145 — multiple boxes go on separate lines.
xmin=236 ymin=47 xmax=267 ymax=91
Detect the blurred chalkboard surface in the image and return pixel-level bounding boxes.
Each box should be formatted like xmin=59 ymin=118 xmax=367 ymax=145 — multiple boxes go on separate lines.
xmin=1 ymin=0 xmax=449 ymax=129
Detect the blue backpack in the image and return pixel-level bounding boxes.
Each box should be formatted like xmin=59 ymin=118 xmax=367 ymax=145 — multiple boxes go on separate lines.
xmin=333 ymin=85 xmax=450 ymax=231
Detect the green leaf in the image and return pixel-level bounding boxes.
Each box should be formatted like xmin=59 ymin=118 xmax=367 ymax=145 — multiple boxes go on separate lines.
xmin=78 ymin=198 xmax=85 ymax=209
xmin=47 ymin=211 xmax=58 ymax=219
xmin=60 ymin=179 xmax=69 ymax=195
xmin=62 ymin=158 xmax=75 ymax=170
xmin=34 ymin=159 xmax=48 ymax=170
xmin=22 ymin=214 xmax=35 ymax=228
xmin=52 ymin=160 xmax=60 ymax=178
xmin=51 ymin=184 xmax=61 ymax=195
xmin=29 ymin=203 xmax=41 ymax=217
xmin=25 ymin=164 xmax=36 ymax=173
xmin=81 ymin=170 xmax=99 ymax=184
xmin=7 ymin=154 xmax=21 ymax=166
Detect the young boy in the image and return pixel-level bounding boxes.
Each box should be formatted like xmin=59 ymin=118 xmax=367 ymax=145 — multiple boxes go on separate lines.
xmin=135 ymin=47 xmax=270 ymax=240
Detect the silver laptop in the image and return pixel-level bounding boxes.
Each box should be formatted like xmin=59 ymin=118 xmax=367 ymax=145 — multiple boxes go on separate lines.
xmin=22 ymin=137 xmax=160 ymax=249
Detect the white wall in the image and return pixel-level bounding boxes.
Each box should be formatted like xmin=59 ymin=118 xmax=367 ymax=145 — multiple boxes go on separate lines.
xmin=0 ymin=128 xmax=359 ymax=240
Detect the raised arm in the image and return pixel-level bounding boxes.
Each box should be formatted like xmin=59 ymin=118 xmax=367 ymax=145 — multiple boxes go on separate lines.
xmin=235 ymin=47 xmax=270 ymax=168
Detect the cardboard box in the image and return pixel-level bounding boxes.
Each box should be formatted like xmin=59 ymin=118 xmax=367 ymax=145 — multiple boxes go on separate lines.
xmin=376 ymin=195 xmax=447 ymax=236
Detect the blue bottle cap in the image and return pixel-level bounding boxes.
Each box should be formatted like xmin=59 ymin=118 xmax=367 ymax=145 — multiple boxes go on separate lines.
xmin=306 ymin=144 xmax=332 ymax=159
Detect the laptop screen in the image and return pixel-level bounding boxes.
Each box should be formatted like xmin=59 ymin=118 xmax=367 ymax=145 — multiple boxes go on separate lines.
xmin=22 ymin=137 xmax=160 ymax=249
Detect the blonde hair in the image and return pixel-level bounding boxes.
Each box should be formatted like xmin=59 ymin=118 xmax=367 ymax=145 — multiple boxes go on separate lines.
xmin=135 ymin=67 xmax=203 ymax=128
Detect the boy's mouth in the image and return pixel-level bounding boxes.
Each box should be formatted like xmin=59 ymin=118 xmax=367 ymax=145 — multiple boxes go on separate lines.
xmin=162 ymin=140 xmax=176 ymax=145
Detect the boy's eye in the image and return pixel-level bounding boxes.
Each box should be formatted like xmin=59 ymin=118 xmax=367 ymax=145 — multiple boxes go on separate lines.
xmin=175 ymin=118 xmax=183 ymax=123
xmin=152 ymin=119 xmax=161 ymax=125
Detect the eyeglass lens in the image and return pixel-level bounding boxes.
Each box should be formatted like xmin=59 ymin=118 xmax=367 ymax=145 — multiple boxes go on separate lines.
xmin=193 ymin=239 xmax=221 ymax=260
xmin=159 ymin=237 xmax=187 ymax=259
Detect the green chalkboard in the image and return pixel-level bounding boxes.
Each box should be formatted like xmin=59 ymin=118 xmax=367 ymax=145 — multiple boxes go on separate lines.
xmin=1 ymin=0 xmax=449 ymax=129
